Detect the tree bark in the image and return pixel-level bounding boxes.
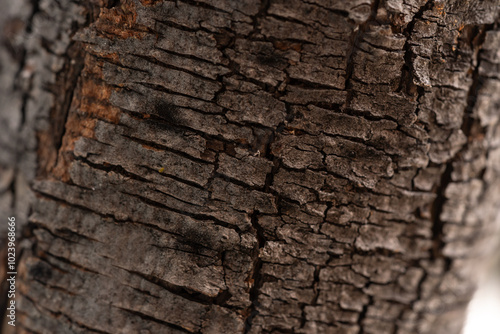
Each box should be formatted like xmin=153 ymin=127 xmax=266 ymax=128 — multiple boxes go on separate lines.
xmin=1 ymin=0 xmax=500 ymax=333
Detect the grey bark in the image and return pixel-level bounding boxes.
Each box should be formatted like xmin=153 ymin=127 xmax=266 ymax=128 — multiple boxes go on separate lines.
xmin=1 ymin=0 xmax=500 ymax=333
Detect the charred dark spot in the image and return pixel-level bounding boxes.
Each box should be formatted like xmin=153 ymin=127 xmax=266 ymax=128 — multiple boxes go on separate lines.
xmin=179 ymin=225 xmax=215 ymax=253
xmin=153 ymin=101 xmax=181 ymax=125
xmin=201 ymin=139 xmax=224 ymax=161
xmin=320 ymin=183 xmax=336 ymax=193
xmin=273 ymin=40 xmax=302 ymax=52
xmin=251 ymin=128 xmax=274 ymax=155
xmin=29 ymin=262 xmax=52 ymax=281
xmin=256 ymin=54 xmax=287 ymax=68
xmin=104 ymin=0 xmax=120 ymax=8
xmin=54 ymin=227 xmax=80 ymax=242
xmin=205 ymin=139 xmax=224 ymax=151
xmin=147 ymin=118 xmax=175 ymax=132
xmin=214 ymin=30 xmax=235 ymax=50
xmin=200 ymin=149 xmax=216 ymax=161
xmin=225 ymin=143 xmax=238 ymax=156
xmin=214 ymin=288 xmax=233 ymax=305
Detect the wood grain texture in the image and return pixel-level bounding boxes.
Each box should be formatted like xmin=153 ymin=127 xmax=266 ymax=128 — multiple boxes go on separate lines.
xmin=1 ymin=0 xmax=500 ymax=333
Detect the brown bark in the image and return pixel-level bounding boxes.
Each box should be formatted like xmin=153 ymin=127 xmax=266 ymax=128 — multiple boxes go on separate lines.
xmin=1 ymin=0 xmax=500 ymax=333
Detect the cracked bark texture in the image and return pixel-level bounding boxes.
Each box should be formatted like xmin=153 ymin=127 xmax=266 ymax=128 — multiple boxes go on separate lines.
xmin=1 ymin=0 xmax=500 ymax=333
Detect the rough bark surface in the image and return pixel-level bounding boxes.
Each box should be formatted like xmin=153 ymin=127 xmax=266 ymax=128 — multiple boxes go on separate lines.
xmin=1 ymin=0 xmax=500 ymax=333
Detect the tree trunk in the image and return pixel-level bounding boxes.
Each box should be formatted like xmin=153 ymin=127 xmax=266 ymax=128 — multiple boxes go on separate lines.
xmin=1 ymin=0 xmax=500 ymax=333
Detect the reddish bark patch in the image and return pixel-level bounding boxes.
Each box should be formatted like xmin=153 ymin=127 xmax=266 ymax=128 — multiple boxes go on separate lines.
xmin=79 ymin=80 xmax=120 ymax=123
xmin=205 ymin=139 xmax=225 ymax=152
xmin=51 ymin=114 xmax=97 ymax=182
xmin=51 ymin=53 xmax=122 ymax=181
xmin=36 ymin=42 xmax=86 ymax=179
xmin=139 ymin=0 xmax=162 ymax=6
xmin=273 ymin=40 xmax=302 ymax=52
xmin=435 ymin=3 xmax=446 ymax=16
xmin=95 ymin=0 xmax=149 ymax=39
xmin=77 ymin=54 xmax=121 ymax=123
xmin=140 ymin=143 xmax=162 ymax=151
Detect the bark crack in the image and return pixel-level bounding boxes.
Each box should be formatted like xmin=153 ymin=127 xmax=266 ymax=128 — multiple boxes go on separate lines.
xmin=343 ymin=0 xmax=381 ymax=108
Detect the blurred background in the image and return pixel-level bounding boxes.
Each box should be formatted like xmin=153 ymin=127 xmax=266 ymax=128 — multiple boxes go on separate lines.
xmin=464 ymin=247 xmax=500 ymax=334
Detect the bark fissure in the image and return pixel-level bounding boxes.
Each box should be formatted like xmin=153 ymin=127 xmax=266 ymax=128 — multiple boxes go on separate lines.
xmin=398 ymin=0 xmax=434 ymax=93
xmin=121 ymin=269 xmax=232 ymax=308
xmin=115 ymin=307 xmax=196 ymax=333
xmin=344 ymin=0 xmax=381 ymax=107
